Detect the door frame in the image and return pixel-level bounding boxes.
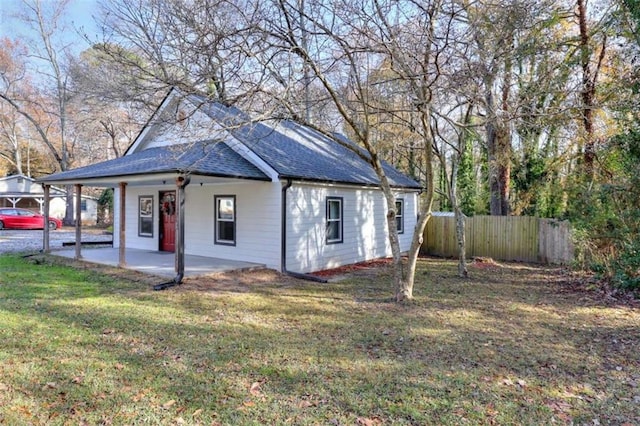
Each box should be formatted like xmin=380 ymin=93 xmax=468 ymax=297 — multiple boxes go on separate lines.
xmin=159 ymin=190 xmax=176 ymax=252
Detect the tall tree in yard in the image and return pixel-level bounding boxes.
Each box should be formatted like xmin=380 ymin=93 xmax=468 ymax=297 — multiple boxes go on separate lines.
xmin=255 ymin=0 xmax=474 ymax=300
xmin=433 ymin=102 xmax=476 ymax=277
xmin=576 ymin=0 xmax=608 ymax=182
xmin=68 ymin=45 xmax=150 ymax=161
xmin=0 ymin=38 xmax=29 ymax=175
xmin=464 ymin=0 xmax=520 ymax=216
xmin=92 ymin=0 xmax=468 ymax=300
xmin=0 ymin=0 xmax=78 ymax=223
xmin=462 ymin=0 xmax=577 ymax=216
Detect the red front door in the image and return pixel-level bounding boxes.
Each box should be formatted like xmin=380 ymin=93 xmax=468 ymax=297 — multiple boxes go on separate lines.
xmin=160 ymin=191 xmax=176 ymax=252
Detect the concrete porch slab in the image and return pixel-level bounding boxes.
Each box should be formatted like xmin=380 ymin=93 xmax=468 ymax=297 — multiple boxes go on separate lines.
xmin=52 ymin=247 xmax=265 ymax=278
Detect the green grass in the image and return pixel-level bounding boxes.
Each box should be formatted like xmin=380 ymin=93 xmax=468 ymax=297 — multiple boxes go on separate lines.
xmin=0 ymin=254 xmax=638 ymax=425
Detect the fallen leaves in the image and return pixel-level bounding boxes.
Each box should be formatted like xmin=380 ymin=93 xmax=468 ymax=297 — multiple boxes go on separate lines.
xmin=500 ymin=377 xmax=527 ymax=388
xmin=161 ymin=399 xmax=176 ymax=410
xmin=249 ymin=381 xmax=264 ymax=397
xmin=2 ymin=256 xmax=639 ymax=425
xmin=43 ymin=382 xmax=57 ymax=390
xmin=356 ymin=416 xmax=383 ymax=425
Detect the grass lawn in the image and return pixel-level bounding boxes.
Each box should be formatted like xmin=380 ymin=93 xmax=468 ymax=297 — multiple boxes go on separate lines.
xmin=0 ymin=254 xmax=638 ymax=425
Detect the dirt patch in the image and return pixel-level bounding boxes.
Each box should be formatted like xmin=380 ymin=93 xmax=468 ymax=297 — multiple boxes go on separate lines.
xmin=311 ymin=258 xmax=394 ymax=279
xmin=179 ymin=268 xmax=302 ymax=293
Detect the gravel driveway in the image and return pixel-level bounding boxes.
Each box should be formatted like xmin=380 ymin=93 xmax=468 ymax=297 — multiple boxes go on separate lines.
xmin=0 ymin=228 xmax=113 ymax=254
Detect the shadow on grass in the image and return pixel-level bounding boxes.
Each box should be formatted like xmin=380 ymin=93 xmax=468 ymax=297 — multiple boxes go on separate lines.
xmin=0 ymin=254 xmax=638 ymax=425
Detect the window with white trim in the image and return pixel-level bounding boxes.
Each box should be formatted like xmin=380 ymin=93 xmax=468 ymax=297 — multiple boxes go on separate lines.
xmin=138 ymin=195 xmax=154 ymax=237
xmin=326 ymin=197 xmax=343 ymax=244
xmin=215 ymin=195 xmax=236 ymax=245
xmin=395 ymin=199 xmax=404 ymax=234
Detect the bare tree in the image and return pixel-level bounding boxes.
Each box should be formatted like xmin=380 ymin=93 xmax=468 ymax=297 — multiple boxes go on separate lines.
xmin=0 ymin=0 xmax=80 ymax=223
xmin=251 ymin=0 xmax=475 ymax=300
xmin=433 ymin=102 xmax=476 ymax=277
xmin=68 ymin=46 xmax=147 ymax=161
xmin=0 ymin=38 xmax=29 ymax=174
xmin=94 ymin=0 xmax=264 ymax=104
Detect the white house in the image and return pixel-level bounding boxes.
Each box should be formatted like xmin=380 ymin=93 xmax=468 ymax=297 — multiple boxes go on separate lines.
xmin=39 ymin=89 xmax=421 ymax=280
xmin=0 ymin=174 xmax=98 ymax=224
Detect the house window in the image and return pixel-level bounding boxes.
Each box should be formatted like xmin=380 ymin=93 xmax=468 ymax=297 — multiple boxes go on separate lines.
xmin=326 ymin=197 xmax=343 ymax=244
xmin=138 ymin=196 xmax=154 ymax=237
xmin=395 ymin=199 xmax=404 ymax=234
xmin=215 ymin=195 xmax=236 ymax=245
xmin=80 ymin=199 xmax=87 ymax=212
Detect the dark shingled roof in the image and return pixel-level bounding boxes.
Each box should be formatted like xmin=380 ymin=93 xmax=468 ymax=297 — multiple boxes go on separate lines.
xmin=41 ymin=91 xmax=422 ymax=190
xmin=197 ymin=98 xmax=422 ymax=189
xmin=39 ymin=140 xmax=270 ymax=183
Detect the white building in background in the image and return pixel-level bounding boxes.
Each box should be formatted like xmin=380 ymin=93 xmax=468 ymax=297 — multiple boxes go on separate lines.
xmin=0 ymin=174 xmax=99 ymax=225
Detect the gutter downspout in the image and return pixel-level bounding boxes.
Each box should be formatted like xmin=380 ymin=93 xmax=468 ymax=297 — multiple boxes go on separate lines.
xmin=154 ymin=175 xmax=191 ymax=290
xmin=281 ymin=179 xmax=328 ymax=283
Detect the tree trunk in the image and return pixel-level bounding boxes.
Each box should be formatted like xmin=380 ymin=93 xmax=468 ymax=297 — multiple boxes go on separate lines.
xmin=379 ymin=178 xmax=407 ymax=301
xmin=496 ymin=123 xmax=511 ymax=216
xmin=577 ymin=0 xmax=595 ymax=180
xmin=487 ymin=118 xmax=502 ymax=215
xmin=454 ymin=204 xmax=468 ymax=277
xmin=485 ymin=88 xmax=511 ymax=215
xmin=64 ymin=185 xmax=74 ymax=226
xmin=401 ymin=111 xmax=436 ymax=302
xmin=577 ymin=0 xmax=606 ymax=182
xmin=448 ymin=161 xmax=468 ymax=278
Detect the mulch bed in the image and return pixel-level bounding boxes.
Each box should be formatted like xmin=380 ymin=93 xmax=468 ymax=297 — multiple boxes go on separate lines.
xmin=311 ymin=257 xmax=394 ymax=278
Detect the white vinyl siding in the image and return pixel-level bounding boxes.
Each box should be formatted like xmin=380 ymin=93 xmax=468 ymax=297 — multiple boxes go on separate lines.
xmin=185 ymin=182 xmax=281 ymax=269
xmin=285 ymin=182 xmax=418 ymax=273
xmin=114 ymin=181 xmax=282 ymax=270
xmin=114 ymin=186 xmax=160 ymax=251
xmin=113 ymin=181 xmax=417 ymax=275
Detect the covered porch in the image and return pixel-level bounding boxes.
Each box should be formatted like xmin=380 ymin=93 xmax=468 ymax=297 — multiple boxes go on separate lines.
xmin=37 ymin=140 xmax=274 ymax=289
xmin=52 ymin=247 xmax=264 ymax=279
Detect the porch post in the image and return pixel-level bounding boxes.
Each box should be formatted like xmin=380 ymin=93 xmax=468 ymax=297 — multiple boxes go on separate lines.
xmin=74 ymin=184 xmax=83 ymax=260
xmin=118 ymin=182 xmax=127 ymax=267
xmin=174 ymin=176 xmax=187 ymax=279
xmin=42 ymin=184 xmax=50 ymax=253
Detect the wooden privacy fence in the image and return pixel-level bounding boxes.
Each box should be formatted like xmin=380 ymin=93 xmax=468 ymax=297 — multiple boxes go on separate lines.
xmin=421 ymin=215 xmax=574 ymax=264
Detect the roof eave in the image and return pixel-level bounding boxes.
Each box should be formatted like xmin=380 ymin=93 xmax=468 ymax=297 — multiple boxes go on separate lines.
xmin=37 ymin=171 xmax=184 ymax=187
xmin=38 ymin=170 xmax=272 ymax=188
xmin=281 ymin=175 xmax=422 ymax=190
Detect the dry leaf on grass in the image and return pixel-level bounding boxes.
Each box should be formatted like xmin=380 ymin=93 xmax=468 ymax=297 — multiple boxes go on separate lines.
xmin=249 ymin=381 xmax=264 ymax=397
xmin=298 ymin=400 xmax=314 ymax=408
xmin=356 ymin=416 xmax=383 ymax=425
xmin=161 ymin=399 xmax=176 ymax=409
